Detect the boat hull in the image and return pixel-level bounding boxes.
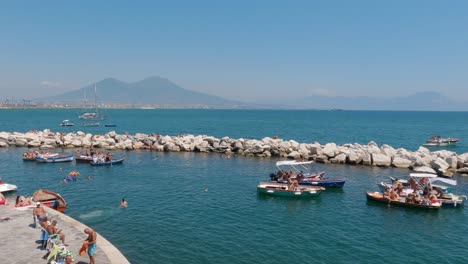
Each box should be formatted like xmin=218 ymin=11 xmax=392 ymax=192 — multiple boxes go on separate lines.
xmin=366 ymin=192 xmax=441 ymax=209
xmin=257 ymin=182 xmax=324 ymax=198
xmin=90 ymin=158 xmax=124 ymax=166
xmin=36 ymin=154 xmax=74 ymax=163
xmin=32 ymin=189 xmax=67 ymax=212
xmin=75 ymin=156 xmax=93 ymax=163
xmin=0 ymin=183 xmax=18 ymax=194
xmin=276 ymin=178 xmax=345 ymax=188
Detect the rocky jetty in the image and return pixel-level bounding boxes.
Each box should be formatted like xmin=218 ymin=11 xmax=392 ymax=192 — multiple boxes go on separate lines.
xmin=2 ymin=129 xmax=468 ymax=177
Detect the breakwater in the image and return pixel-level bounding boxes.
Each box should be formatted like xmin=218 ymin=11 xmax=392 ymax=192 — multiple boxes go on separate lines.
xmin=2 ymin=129 xmax=468 ymax=177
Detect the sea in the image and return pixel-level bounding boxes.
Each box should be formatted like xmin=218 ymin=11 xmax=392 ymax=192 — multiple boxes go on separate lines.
xmin=1 ymin=109 xmax=467 ymax=264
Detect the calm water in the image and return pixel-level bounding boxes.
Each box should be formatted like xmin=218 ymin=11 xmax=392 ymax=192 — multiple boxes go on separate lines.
xmin=1 ymin=109 xmax=467 ymax=263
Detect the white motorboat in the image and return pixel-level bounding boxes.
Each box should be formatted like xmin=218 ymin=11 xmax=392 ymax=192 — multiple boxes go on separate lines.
xmin=0 ymin=180 xmax=17 ymax=194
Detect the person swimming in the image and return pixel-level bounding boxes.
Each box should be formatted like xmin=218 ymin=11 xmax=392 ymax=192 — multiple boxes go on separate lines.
xmin=120 ymin=198 xmax=128 ymax=207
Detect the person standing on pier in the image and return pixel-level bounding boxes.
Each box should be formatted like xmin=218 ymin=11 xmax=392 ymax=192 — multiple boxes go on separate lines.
xmin=84 ymin=228 xmax=97 ymax=264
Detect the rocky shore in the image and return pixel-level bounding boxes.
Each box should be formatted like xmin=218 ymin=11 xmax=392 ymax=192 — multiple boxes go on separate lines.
xmin=2 ymin=129 xmax=468 ymax=177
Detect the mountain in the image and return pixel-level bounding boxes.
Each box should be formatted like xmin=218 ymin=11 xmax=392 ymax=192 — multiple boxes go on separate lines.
xmin=41 ymin=76 xmax=245 ymax=108
xmin=286 ymin=91 xmax=468 ymax=111
xmin=40 ymin=77 xmax=467 ymax=110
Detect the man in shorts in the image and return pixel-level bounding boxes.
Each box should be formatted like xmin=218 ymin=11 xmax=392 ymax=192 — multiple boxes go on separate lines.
xmin=84 ymin=228 xmax=97 ymax=264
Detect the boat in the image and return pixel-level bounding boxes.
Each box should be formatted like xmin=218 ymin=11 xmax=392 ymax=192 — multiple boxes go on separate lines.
xmin=270 ymin=160 xmax=345 ymax=188
xmin=59 ymin=119 xmax=75 ymax=127
xmin=257 ymin=182 xmax=325 ymax=197
xmin=32 ymin=189 xmax=67 ymax=212
xmin=82 ymin=122 xmax=100 ymax=127
xmin=423 ymin=135 xmax=459 ymax=147
xmin=0 ymin=179 xmax=17 ymax=194
xmin=78 ymin=83 xmax=107 ymax=121
xmin=36 ymin=153 xmax=74 ymax=163
xmin=104 ymin=124 xmax=117 ymax=127
xmin=366 ymin=191 xmax=441 ymax=209
xmin=75 ymin=155 xmax=93 ymax=163
xmin=377 ymin=173 xmax=466 ymax=208
xmin=90 ymin=158 xmax=124 ymax=166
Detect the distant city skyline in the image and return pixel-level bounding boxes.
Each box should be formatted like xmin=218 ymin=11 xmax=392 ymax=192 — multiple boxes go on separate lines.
xmin=1 ymin=1 xmax=468 ymax=104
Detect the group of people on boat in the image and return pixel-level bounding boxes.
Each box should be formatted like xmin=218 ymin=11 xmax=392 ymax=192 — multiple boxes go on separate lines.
xmin=76 ymin=149 xmax=113 ymax=163
xmin=383 ymin=180 xmax=439 ymax=205
xmin=23 ymin=151 xmax=39 ymax=160
xmin=270 ymin=170 xmax=308 ymax=190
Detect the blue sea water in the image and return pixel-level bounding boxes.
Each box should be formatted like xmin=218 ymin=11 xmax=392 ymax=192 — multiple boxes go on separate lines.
xmin=1 ymin=109 xmax=467 ymax=264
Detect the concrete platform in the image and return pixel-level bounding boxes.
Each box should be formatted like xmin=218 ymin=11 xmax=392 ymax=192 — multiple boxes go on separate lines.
xmin=0 ymin=197 xmax=130 ymax=264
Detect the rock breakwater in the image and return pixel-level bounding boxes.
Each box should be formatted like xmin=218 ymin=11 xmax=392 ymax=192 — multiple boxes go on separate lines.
xmin=2 ymin=129 xmax=468 ymax=177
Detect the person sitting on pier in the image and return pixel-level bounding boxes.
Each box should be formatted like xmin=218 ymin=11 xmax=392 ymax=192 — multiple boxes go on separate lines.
xmin=47 ymin=220 xmax=68 ymax=246
xmin=15 ymin=195 xmax=33 ymax=207
xmin=0 ymin=193 xmax=7 ymax=205
xmin=40 ymin=217 xmax=50 ymax=249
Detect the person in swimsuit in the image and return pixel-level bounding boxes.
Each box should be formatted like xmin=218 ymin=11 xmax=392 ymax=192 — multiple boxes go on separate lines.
xmin=84 ymin=228 xmax=97 ymax=264
xmin=33 ymin=202 xmax=47 ymax=228
xmin=0 ymin=193 xmax=7 ymax=205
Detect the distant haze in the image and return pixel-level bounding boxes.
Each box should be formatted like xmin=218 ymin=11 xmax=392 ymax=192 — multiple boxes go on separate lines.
xmin=39 ymin=76 xmax=468 ymax=111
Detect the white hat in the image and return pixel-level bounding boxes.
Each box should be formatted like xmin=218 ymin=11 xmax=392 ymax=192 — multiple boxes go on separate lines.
xmin=36 ymin=202 xmax=41 ymax=206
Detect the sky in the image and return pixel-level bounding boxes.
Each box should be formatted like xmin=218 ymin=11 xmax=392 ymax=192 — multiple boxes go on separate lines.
xmin=1 ymin=0 xmax=468 ymax=102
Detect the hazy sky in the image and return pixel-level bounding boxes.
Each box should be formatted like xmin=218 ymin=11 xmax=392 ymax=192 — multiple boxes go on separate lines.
xmin=1 ymin=0 xmax=468 ymax=102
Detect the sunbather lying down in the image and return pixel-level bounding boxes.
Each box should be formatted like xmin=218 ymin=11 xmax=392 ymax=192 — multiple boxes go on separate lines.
xmin=0 ymin=216 xmax=11 ymax=221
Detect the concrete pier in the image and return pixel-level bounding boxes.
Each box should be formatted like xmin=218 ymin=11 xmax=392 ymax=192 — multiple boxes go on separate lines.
xmin=0 ymin=197 xmax=130 ymax=264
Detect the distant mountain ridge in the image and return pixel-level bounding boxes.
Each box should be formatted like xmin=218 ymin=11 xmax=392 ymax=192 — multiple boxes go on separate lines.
xmin=286 ymin=91 xmax=467 ymax=111
xmin=41 ymin=76 xmax=245 ymax=108
xmin=40 ymin=77 xmax=467 ymax=110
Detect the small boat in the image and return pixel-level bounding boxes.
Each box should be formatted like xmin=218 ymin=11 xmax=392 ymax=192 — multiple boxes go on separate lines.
xmin=75 ymin=155 xmax=93 ymax=163
xmin=32 ymin=189 xmax=67 ymax=212
xmin=0 ymin=180 xmax=17 ymax=194
xmin=36 ymin=153 xmax=74 ymax=163
xmin=423 ymin=135 xmax=459 ymax=147
xmin=82 ymin=122 xmax=100 ymax=127
xmin=271 ymin=160 xmax=345 ymax=188
xmin=378 ymin=173 xmax=466 ymax=208
xmin=90 ymin=158 xmax=124 ymax=166
xmin=60 ymin=119 xmax=75 ymax=127
xmin=257 ymin=182 xmax=325 ymax=197
xmin=366 ymin=191 xmax=441 ymax=209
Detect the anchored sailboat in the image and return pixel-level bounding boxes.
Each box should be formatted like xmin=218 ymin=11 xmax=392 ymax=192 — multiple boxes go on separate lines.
xmin=78 ymin=83 xmax=107 ymax=122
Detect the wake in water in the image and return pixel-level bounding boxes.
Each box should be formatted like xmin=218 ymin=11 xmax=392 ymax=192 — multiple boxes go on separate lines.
xmin=78 ymin=207 xmax=119 ymax=224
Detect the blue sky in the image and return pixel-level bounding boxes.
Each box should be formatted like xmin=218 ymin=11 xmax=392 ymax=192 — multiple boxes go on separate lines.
xmin=1 ymin=0 xmax=468 ymax=102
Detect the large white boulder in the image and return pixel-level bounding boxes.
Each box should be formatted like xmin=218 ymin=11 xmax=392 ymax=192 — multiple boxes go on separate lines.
xmin=431 ymin=157 xmax=450 ymax=174
xmin=348 ymin=150 xmax=362 ymax=164
xmin=28 ymin=140 xmax=42 ymax=147
xmin=392 ymin=157 xmax=413 ymax=168
xmin=330 ymin=153 xmax=347 ymax=164
xmin=322 ymin=143 xmax=338 ymax=158
xmin=287 ymin=151 xmax=301 ymax=159
xmin=380 ymin=144 xmax=396 ymax=157
xmin=413 ymin=166 xmax=437 ymax=174
xmin=372 ymin=153 xmax=392 ymax=167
